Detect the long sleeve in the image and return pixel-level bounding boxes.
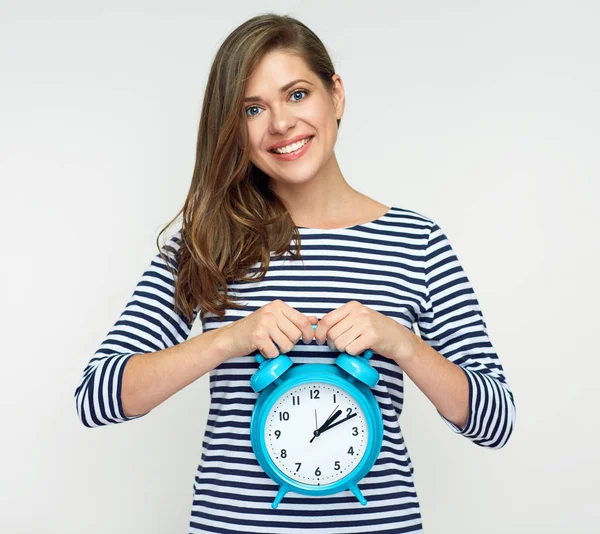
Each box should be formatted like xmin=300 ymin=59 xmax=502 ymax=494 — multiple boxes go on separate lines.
xmin=417 ymin=221 xmax=516 ymax=449
xmin=74 ymin=230 xmax=200 ymax=428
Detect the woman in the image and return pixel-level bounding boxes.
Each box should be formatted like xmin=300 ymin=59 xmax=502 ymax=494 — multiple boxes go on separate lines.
xmin=74 ymin=13 xmax=516 ymax=533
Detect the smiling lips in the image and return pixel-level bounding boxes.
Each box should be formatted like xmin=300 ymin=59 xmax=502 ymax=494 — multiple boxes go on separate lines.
xmin=267 ymin=134 xmax=314 ymax=162
xmin=268 ymin=135 xmax=313 ymax=153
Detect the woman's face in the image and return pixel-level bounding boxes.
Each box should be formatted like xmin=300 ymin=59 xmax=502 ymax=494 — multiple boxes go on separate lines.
xmin=243 ymin=50 xmax=344 ymax=190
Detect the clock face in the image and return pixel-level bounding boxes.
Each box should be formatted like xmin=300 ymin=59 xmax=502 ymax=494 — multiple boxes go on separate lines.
xmin=264 ymin=381 xmax=369 ymax=486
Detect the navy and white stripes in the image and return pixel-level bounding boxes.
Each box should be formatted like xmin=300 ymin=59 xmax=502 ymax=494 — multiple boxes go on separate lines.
xmin=420 ymin=223 xmax=516 ymax=447
xmin=74 ymin=206 xmax=515 ymax=533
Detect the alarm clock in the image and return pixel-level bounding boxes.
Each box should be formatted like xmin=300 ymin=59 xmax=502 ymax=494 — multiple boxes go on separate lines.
xmin=249 ymin=324 xmax=384 ymax=508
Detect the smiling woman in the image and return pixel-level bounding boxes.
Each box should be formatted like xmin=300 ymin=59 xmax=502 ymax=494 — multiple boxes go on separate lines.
xmin=75 ymin=11 xmax=515 ymax=534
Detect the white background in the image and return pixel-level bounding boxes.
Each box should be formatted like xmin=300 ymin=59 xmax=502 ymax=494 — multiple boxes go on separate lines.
xmin=1 ymin=1 xmax=598 ymax=532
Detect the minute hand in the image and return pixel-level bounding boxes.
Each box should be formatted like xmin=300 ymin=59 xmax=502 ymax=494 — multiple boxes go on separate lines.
xmin=319 ymin=412 xmax=357 ymax=434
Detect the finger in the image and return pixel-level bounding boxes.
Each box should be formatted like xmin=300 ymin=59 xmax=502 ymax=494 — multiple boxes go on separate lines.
xmin=344 ymin=335 xmax=370 ymax=357
xmin=270 ymin=325 xmax=296 ymax=355
xmin=281 ymin=308 xmax=317 ymax=344
xmin=256 ymin=335 xmax=280 ymax=359
xmin=277 ymin=320 xmax=303 ymax=349
xmin=302 ymin=316 xmax=319 ymax=343
xmin=335 ymin=329 xmax=362 ymax=354
xmin=325 ymin=319 xmax=354 ymax=351
xmin=317 ymin=306 xmax=352 ymax=341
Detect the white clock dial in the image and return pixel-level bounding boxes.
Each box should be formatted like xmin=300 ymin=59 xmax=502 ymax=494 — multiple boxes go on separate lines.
xmin=264 ymin=382 xmax=368 ymax=486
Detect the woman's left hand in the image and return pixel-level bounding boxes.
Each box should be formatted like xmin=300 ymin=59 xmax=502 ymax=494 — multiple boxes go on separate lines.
xmin=313 ymin=300 xmax=418 ymax=363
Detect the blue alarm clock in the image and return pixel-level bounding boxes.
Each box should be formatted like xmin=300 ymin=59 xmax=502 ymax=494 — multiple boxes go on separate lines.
xmin=250 ymin=324 xmax=384 ymax=508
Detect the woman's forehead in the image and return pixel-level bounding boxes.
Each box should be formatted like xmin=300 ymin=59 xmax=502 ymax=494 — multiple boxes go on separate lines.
xmin=246 ymin=52 xmax=312 ymax=91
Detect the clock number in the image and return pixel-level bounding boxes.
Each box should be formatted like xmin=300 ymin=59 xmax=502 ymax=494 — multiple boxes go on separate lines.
xmin=274 ymin=430 xmax=281 ymax=439
xmin=352 ymin=427 xmax=358 ymax=436
xmin=334 ymin=461 xmax=340 ymax=470
xmin=315 ymin=467 xmax=321 ymax=476
xmin=310 ymin=389 xmax=320 ymax=400
xmin=292 ymin=395 xmax=300 ymax=405
xmin=295 ymin=462 xmax=302 ymax=472
xmin=346 ymin=407 xmax=353 ymax=416
xmin=333 ymin=393 xmax=337 ymax=403
xmin=281 ymin=449 xmax=287 ymax=458
xmin=348 ymin=446 xmax=354 ymax=455
xmin=279 ymin=411 xmax=290 ymax=421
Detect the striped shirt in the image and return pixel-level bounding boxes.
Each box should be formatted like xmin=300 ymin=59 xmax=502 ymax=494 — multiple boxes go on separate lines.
xmin=74 ymin=205 xmax=516 ymax=533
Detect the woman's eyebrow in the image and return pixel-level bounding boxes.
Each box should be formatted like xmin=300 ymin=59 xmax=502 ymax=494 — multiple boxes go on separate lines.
xmin=244 ymin=78 xmax=314 ymax=103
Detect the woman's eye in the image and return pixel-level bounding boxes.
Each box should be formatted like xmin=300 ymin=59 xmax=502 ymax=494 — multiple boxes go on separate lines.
xmin=291 ymin=89 xmax=308 ymax=102
xmin=246 ymin=106 xmax=261 ymax=117
xmin=245 ymin=89 xmax=309 ymax=118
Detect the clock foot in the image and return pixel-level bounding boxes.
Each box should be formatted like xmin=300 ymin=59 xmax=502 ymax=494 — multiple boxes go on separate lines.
xmin=348 ymin=483 xmax=367 ymax=505
xmin=272 ymin=484 xmax=290 ymax=508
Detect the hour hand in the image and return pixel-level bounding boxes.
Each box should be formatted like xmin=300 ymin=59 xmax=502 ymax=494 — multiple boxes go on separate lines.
xmin=318 ymin=412 xmax=358 ymax=434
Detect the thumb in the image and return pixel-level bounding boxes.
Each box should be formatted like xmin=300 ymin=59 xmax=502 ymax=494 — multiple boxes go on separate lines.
xmin=308 ymin=315 xmax=319 ymax=324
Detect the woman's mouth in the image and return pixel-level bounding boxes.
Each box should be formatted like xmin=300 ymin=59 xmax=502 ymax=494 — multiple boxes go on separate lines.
xmin=268 ymin=136 xmax=314 ymax=161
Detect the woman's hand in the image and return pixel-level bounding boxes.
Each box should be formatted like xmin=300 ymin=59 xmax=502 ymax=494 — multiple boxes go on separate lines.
xmin=215 ymin=300 xmax=318 ymax=360
xmin=313 ymin=300 xmax=417 ymax=363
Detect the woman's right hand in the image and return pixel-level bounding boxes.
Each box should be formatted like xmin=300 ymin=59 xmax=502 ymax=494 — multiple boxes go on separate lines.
xmin=215 ymin=300 xmax=319 ymax=360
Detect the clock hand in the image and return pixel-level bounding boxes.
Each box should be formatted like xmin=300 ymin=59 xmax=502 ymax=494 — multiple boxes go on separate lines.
xmin=309 ymin=407 xmax=341 ymax=443
xmin=318 ymin=404 xmax=340 ymax=433
xmin=323 ymin=404 xmax=340 ymax=426
xmin=318 ymin=412 xmax=358 ymax=434
xmin=320 ymin=409 xmax=342 ymax=431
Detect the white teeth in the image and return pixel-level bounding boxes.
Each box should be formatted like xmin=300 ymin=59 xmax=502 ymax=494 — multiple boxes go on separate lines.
xmin=272 ymin=136 xmax=311 ymax=154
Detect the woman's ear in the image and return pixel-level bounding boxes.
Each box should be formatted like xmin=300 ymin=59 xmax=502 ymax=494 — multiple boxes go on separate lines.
xmin=331 ymin=74 xmax=345 ymax=120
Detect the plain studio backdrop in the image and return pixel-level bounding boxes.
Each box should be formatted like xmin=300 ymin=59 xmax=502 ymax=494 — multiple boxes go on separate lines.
xmin=1 ymin=1 xmax=598 ymax=533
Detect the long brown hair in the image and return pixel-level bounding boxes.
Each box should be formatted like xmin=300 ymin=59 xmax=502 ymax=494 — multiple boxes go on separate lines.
xmin=156 ymin=13 xmax=342 ymax=325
